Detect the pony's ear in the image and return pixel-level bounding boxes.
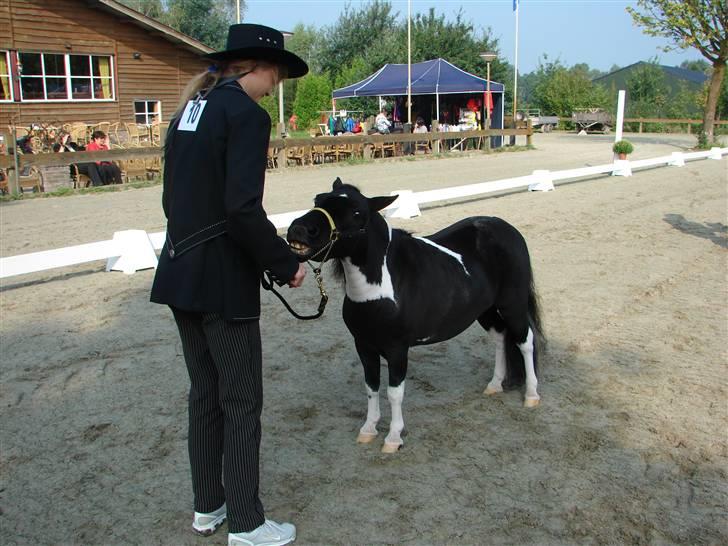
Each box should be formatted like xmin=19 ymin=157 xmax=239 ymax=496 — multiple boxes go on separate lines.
xmin=368 ymin=195 xmax=398 ymax=212
xmin=332 ymin=177 xmax=343 ymax=189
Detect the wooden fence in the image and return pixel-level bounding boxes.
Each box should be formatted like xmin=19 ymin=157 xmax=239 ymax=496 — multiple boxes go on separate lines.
xmin=547 ymin=116 xmax=728 ymax=134
xmin=0 ymin=126 xmax=533 ymax=195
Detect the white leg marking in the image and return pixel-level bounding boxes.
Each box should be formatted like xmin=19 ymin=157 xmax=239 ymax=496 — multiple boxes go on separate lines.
xmin=382 ymin=382 xmax=405 ymax=453
xmin=357 ymin=385 xmax=380 ymax=443
xmin=519 ymin=328 xmax=540 ymax=407
xmin=484 ymin=329 xmax=506 ymax=395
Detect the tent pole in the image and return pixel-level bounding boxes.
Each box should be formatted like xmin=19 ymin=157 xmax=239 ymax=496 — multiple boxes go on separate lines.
xmin=407 ymin=0 xmax=412 ymax=125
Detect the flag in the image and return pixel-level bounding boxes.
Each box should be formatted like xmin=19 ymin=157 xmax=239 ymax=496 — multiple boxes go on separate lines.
xmin=513 ymin=0 xmax=518 ymax=11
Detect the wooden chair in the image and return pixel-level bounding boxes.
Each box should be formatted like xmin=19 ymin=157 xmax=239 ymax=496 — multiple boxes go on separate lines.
xmin=71 ymin=164 xmax=92 ymax=189
xmin=93 ymin=122 xmax=111 ymax=136
xmin=415 ymin=138 xmax=431 ymax=154
xmin=267 ymin=147 xmax=279 ymax=169
xmin=150 ymin=121 xmax=162 ymax=146
xmin=372 ymin=142 xmax=392 ymax=158
xmin=124 ymin=123 xmax=142 ymax=147
xmin=0 ymin=169 xmax=8 ymax=194
xmin=336 ymin=143 xmax=355 ymax=161
xmin=311 ymin=144 xmax=326 ymax=165
xmin=6 ymin=165 xmax=44 ymax=193
xmin=144 ymin=156 xmax=162 ymax=179
xmin=69 ymin=122 xmax=89 ymax=146
xmin=322 ymin=145 xmax=338 ymax=163
xmin=286 ymin=146 xmax=306 ymax=166
xmin=107 ymin=122 xmax=122 ymax=147
xmin=118 ymin=158 xmax=146 ymax=181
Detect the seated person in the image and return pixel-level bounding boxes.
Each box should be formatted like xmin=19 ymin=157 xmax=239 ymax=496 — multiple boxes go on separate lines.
xmin=375 ymin=110 xmax=392 ymax=134
xmin=53 ymin=131 xmax=105 ymax=187
xmin=15 ymin=136 xmax=34 ymax=175
xmin=53 ymin=130 xmax=83 ymax=152
xmin=86 ymin=130 xmax=123 ymax=185
xmin=413 ymin=117 xmax=428 ymax=133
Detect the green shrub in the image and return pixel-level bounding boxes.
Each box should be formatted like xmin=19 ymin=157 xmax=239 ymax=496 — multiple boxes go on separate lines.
xmin=612 ymin=139 xmax=634 ymax=155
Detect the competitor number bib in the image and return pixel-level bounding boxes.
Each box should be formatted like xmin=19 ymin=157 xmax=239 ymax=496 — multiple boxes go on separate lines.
xmin=178 ymin=100 xmax=207 ymax=131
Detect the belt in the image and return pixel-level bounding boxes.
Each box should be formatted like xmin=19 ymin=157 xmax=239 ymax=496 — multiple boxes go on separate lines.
xmin=166 ymin=220 xmax=227 ymax=259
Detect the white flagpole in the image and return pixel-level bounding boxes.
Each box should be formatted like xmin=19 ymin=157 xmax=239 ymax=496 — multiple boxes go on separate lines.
xmin=407 ymin=0 xmax=412 ymax=125
xmin=513 ymin=0 xmax=519 ymax=123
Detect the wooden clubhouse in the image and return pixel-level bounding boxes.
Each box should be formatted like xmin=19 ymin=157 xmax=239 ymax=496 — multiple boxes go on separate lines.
xmin=0 ymin=0 xmax=213 ymax=127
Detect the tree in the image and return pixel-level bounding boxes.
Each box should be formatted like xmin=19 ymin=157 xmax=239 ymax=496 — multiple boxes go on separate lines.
xmin=292 ymin=73 xmax=333 ymax=129
xmin=626 ymin=59 xmax=669 ymax=116
xmin=627 ymin=0 xmax=728 ymax=143
xmin=318 ymin=0 xmax=400 ymax=80
xmin=118 ymin=0 xmax=164 ymax=18
xmin=680 ymin=59 xmax=711 ymax=73
xmin=164 ymin=0 xmax=231 ymax=49
xmin=118 ymin=1 xmax=242 ymax=49
xmin=529 ymin=58 xmax=610 ymax=117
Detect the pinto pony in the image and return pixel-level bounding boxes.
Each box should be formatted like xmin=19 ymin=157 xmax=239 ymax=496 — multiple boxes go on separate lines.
xmin=287 ymin=178 xmax=544 ymax=453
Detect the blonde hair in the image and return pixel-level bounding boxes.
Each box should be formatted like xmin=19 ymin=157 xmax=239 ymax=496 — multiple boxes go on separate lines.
xmin=174 ymin=59 xmax=286 ymax=118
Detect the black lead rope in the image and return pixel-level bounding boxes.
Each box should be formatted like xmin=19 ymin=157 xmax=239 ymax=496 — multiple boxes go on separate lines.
xmin=261 ymin=266 xmax=328 ymax=320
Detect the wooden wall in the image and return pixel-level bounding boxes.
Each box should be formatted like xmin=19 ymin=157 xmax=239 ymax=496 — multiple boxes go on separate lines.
xmin=0 ymin=0 xmax=207 ymax=126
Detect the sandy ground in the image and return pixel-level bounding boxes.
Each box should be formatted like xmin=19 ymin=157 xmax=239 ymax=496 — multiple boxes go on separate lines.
xmin=1 ymin=133 xmax=727 ymax=545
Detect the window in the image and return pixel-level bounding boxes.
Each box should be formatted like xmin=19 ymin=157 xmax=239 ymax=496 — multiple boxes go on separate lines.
xmin=0 ymin=51 xmax=12 ymax=101
xmin=134 ymin=100 xmax=161 ymax=124
xmin=18 ymin=52 xmax=114 ymax=101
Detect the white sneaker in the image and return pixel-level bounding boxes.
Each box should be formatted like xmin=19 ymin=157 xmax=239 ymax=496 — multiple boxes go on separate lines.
xmin=192 ymin=503 xmax=227 ymax=536
xmin=228 ymin=519 xmax=296 ymax=546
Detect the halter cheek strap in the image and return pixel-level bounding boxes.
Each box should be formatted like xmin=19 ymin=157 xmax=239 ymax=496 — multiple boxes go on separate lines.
xmin=311 ymin=207 xmax=338 ymax=241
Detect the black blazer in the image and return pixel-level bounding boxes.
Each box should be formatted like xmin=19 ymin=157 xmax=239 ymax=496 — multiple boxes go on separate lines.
xmin=150 ymin=81 xmax=298 ymax=320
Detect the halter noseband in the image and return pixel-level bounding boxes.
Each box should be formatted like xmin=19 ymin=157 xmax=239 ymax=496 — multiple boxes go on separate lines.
xmin=310 ymin=207 xmax=338 ymax=242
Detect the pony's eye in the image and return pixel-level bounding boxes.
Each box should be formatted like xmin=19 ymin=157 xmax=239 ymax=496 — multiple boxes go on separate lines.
xmin=353 ymin=211 xmax=361 ymax=217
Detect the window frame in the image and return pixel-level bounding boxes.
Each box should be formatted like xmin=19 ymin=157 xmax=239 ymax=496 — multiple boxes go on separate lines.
xmin=133 ymin=99 xmax=162 ymax=124
xmin=0 ymin=50 xmax=13 ymax=102
xmin=18 ymin=52 xmax=115 ymax=103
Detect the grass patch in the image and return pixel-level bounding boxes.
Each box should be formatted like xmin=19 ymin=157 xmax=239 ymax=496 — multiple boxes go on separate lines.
xmin=0 ymin=178 xmax=161 ymax=201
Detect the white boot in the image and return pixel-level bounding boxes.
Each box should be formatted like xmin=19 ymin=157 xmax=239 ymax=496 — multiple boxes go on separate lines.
xmin=192 ymin=503 xmax=227 ymax=536
xmin=228 ymin=519 xmax=296 ymax=546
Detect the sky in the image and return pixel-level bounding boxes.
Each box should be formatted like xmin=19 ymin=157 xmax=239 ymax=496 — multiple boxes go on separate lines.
xmin=242 ymin=0 xmax=706 ymax=75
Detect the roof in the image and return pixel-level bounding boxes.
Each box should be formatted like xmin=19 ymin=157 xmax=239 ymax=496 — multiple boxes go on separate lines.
xmin=94 ymin=0 xmax=215 ymax=55
xmin=593 ymin=61 xmax=709 ymax=86
xmin=333 ymin=58 xmax=505 ymax=99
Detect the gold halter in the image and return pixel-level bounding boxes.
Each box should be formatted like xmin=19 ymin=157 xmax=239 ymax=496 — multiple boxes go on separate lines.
xmin=310 ymin=207 xmax=338 ymax=241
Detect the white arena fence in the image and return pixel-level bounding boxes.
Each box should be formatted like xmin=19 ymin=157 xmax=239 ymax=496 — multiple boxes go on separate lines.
xmin=1 ymin=147 xmax=726 ymax=280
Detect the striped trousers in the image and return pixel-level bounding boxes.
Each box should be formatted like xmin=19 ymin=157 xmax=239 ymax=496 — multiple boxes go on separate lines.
xmin=171 ymin=307 xmax=266 ymax=533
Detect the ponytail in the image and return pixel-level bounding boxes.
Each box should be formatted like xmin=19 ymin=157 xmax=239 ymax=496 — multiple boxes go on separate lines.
xmin=173 ymin=59 xmax=261 ymax=119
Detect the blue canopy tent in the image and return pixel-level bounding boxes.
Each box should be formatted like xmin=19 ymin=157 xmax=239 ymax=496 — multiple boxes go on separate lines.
xmin=332 ymin=58 xmax=504 ymax=145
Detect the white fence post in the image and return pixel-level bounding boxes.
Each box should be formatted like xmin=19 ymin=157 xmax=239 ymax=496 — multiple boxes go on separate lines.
xmin=105 ymin=230 xmax=158 ymax=275
xmin=615 ymin=90 xmax=626 ymax=144
xmin=528 ymin=169 xmax=554 ymax=192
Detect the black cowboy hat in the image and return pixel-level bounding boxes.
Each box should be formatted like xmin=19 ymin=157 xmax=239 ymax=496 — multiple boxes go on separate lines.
xmin=205 ymin=24 xmax=309 ymax=79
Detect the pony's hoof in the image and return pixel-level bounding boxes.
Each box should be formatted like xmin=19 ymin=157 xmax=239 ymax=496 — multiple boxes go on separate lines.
xmin=483 ymin=385 xmax=503 ymax=395
xmin=381 ymin=442 xmax=402 ymax=454
xmin=523 ymin=397 xmax=540 ymax=408
xmin=357 ymin=432 xmax=378 ymax=444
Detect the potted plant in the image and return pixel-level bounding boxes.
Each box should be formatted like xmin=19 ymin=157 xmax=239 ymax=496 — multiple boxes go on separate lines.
xmin=612 ymin=139 xmax=634 ymax=160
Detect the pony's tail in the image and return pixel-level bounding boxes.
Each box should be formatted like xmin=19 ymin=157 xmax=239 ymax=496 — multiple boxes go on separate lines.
xmin=503 ymin=276 xmax=544 ymax=389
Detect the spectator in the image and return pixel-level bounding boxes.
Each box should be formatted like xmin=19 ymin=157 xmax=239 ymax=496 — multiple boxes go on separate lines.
xmin=53 ymin=131 xmax=105 ymax=187
xmin=288 ymin=113 xmax=298 ymax=132
xmin=86 ymin=130 xmax=123 ymax=185
xmin=413 ymin=117 xmax=428 ymax=133
xmin=375 ymin=110 xmax=392 ymax=134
